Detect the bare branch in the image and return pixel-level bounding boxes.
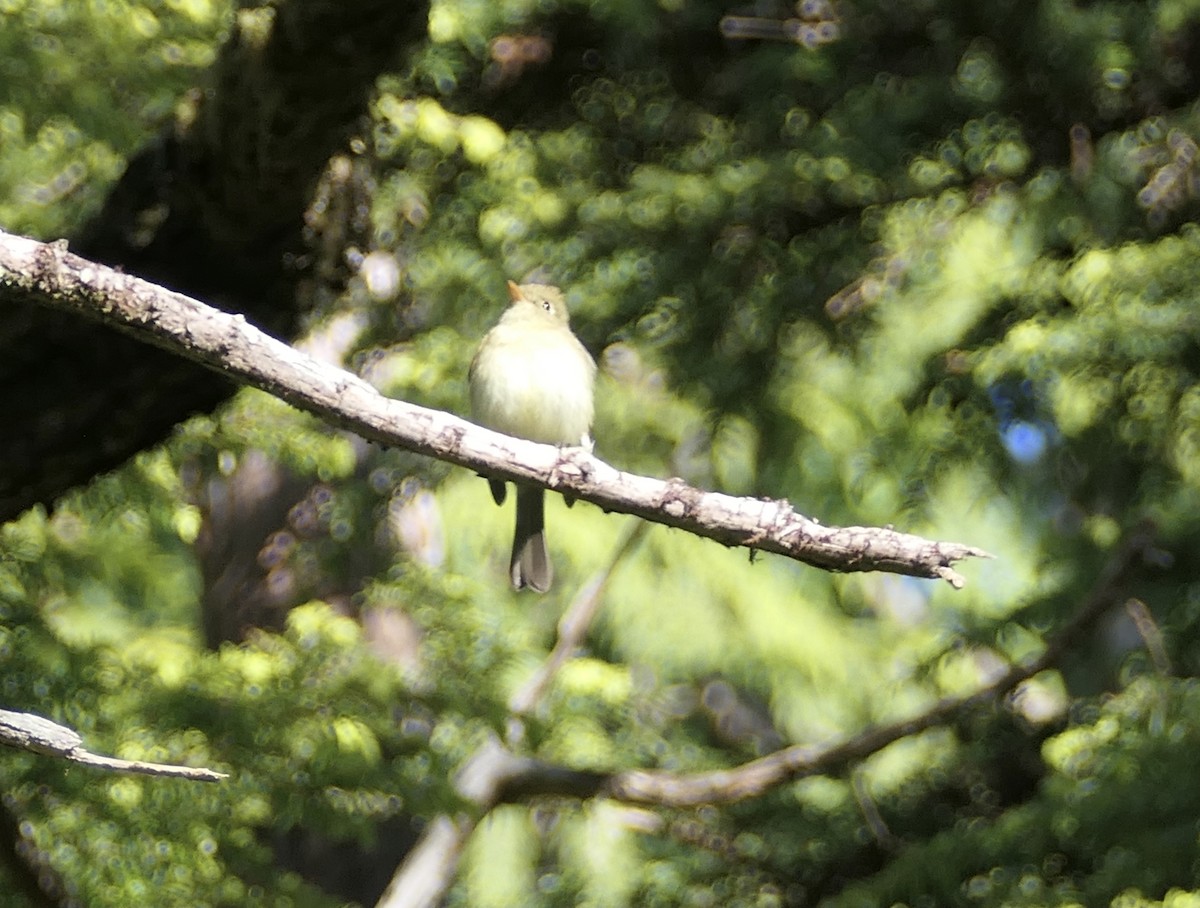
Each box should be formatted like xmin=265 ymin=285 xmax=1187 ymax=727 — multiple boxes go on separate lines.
xmin=0 ymin=709 xmax=227 ymax=782
xmin=0 ymin=230 xmax=989 ymax=585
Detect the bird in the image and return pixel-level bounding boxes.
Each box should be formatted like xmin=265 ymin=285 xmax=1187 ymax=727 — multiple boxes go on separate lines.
xmin=468 ymin=280 xmax=596 ymax=592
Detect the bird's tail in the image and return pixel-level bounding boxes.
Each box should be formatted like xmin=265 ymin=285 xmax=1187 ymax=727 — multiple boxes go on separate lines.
xmin=511 ymin=485 xmax=551 ymax=592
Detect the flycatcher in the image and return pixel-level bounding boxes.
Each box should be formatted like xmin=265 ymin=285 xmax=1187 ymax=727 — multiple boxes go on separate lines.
xmin=469 ymin=280 xmax=596 ymax=592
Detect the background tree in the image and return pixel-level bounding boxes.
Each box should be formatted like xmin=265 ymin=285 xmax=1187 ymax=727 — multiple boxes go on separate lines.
xmin=3 ymin=1 xmax=1200 ymax=907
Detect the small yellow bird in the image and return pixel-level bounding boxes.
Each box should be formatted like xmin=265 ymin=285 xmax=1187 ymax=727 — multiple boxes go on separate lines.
xmin=469 ymin=280 xmax=596 ymax=592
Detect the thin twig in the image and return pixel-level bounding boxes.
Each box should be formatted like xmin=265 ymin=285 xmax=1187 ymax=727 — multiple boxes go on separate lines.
xmin=0 ymin=710 xmax=227 ymax=782
xmin=604 ymin=522 xmax=1157 ymax=806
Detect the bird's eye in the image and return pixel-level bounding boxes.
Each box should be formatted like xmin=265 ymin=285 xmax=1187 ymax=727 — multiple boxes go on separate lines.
xmin=542 ymin=300 xmax=553 ymax=312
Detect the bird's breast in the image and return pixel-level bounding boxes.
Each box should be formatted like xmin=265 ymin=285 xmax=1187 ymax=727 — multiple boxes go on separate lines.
xmin=470 ymin=332 xmax=595 ymax=445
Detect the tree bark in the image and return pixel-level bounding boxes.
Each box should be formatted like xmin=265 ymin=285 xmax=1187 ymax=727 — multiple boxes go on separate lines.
xmin=0 ymin=0 xmax=430 ymax=522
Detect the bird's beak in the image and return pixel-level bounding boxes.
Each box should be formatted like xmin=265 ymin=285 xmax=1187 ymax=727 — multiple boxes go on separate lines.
xmin=506 ymin=280 xmax=523 ymax=302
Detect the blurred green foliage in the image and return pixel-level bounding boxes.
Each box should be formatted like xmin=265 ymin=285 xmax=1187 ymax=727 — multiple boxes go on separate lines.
xmin=0 ymin=0 xmax=229 ymax=236
xmin=8 ymin=0 xmax=1200 ymax=905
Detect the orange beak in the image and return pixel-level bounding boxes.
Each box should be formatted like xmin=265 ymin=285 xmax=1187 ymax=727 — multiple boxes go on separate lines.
xmin=506 ymin=280 xmax=523 ymax=302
